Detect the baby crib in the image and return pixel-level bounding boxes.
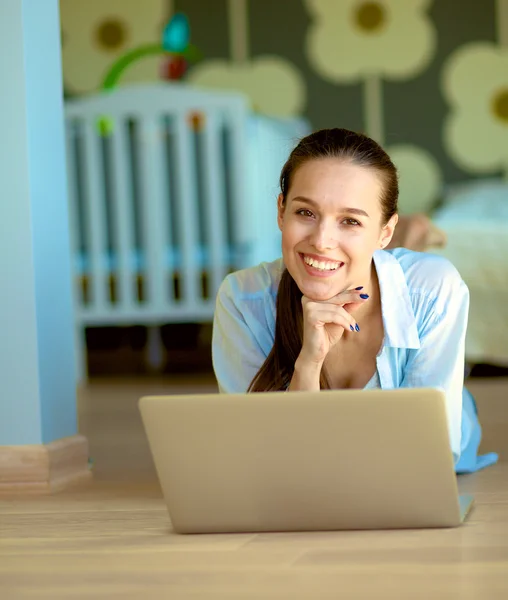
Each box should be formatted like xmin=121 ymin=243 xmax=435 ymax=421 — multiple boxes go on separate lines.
xmin=64 ymin=83 xmax=309 ymax=380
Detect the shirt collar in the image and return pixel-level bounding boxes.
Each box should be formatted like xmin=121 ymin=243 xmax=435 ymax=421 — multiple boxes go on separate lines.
xmin=373 ymin=250 xmax=420 ymax=350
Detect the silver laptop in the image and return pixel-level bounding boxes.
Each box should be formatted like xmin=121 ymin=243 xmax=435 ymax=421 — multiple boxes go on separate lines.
xmin=139 ymin=387 xmax=473 ymax=534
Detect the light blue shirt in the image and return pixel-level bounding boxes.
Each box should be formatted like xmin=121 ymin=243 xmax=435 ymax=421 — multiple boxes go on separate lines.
xmin=212 ymin=248 xmax=497 ymax=471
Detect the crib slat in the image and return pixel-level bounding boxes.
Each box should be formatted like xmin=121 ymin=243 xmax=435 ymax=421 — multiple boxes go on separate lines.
xmin=65 ymin=120 xmax=83 ymax=306
xmin=110 ymin=118 xmax=136 ymax=309
xmin=65 ymin=120 xmax=88 ymax=379
xmin=173 ymin=112 xmax=199 ymax=306
xmin=200 ymin=112 xmax=228 ymax=298
xmin=137 ymin=115 xmax=169 ymax=310
xmin=224 ymin=106 xmax=251 ymax=269
xmin=83 ymin=118 xmax=109 ymax=311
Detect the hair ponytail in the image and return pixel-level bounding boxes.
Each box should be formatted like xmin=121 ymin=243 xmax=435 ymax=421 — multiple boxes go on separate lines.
xmin=248 ymin=268 xmax=330 ymax=391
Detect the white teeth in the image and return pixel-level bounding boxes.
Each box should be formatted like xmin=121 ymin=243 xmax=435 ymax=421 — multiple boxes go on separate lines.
xmin=303 ymin=255 xmax=341 ymax=271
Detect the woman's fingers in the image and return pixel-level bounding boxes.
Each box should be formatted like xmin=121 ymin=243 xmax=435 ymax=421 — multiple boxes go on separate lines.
xmin=301 ymin=289 xmax=369 ymax=309
xmin=303 ymin=302 xmax=358 ymax=331
xmin=325 ymin=288 xmax=370 ymax=306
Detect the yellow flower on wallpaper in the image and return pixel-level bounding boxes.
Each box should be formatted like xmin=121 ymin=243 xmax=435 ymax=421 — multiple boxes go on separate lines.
xmin=188 ymin=57 xmax=306 ymax=118
xmin=60 ymin=0 xmax=168 ymax=94
xmin=388 ymin=145 xmax=442 ymax=215
xmin=305 ymin=0 xmax=436 ymax=81
xmin=442 ymin=42 xmax=508 ymax=172
xmin=186 ymin=0 xmax=306 ymax=118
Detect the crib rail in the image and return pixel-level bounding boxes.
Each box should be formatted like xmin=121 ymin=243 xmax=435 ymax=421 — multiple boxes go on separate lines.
xmin=65 ymin=84 xmax=249 ymax=325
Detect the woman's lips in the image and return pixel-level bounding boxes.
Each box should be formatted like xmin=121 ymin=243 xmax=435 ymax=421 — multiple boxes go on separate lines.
xmin=299 ymin=253 xmax=344 ymax=278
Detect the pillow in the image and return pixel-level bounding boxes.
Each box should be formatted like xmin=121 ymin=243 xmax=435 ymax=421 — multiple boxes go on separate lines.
xmin=442 ymin=178 xmax=506 ymax=204
xmin=433 ymin=179 xmax=508 ymax=225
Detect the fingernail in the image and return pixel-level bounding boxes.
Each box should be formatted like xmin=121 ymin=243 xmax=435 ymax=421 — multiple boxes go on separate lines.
xmin=355 ymin=324 xmax=360 ymax=332
xmin=350 ymin=325 xmax=355 ymax=332
xmin=360 ymin=294 xmax=369 ymax=299
xmin=355 ymin=286 xmax=363 ymax=290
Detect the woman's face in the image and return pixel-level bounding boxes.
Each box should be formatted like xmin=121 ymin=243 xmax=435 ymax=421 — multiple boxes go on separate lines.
xmin=277 ymin=158 xmax=397 ymax=301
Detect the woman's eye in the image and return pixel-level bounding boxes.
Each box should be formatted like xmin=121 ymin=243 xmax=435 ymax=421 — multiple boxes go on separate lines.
xmin=343 ymin=218 xmax=360 ymax=226
xmin=296 ymin=208 xmax=314 ymax=218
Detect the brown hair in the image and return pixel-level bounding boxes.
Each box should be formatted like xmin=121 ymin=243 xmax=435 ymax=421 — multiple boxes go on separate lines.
xmin=248 ymin=128 xmax=398 ymax=392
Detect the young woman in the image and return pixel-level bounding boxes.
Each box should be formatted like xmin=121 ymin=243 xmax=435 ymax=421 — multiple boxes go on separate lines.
xmin=212 ymin=128 xmax=498 ymax=474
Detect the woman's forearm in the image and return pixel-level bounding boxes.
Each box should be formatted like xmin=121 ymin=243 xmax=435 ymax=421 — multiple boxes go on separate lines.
xmin=288 ymin=356 xmax=323 ymax=391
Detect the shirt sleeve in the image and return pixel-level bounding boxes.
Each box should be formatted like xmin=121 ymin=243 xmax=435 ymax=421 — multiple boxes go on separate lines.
xmin=212 ymin=275 xmax=271 ymax=393
xmin=400 ymin=272 xmax=469 ymax=464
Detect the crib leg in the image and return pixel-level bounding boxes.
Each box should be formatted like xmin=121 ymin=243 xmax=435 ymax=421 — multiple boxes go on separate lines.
xmin=145 ymin=326 xmax=164 ymax=373
xmin=465 ymin=362 xmax=474 ymax=380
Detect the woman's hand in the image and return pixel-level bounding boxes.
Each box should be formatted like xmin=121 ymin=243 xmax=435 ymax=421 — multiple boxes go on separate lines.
xmin=300 ymin=287 xmax=368 ymax=364
xmin=288 ymin=287 xmax=368 ymax=391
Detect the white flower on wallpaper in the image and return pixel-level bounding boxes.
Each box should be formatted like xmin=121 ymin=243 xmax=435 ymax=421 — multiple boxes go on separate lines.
xmin=442 ymin=42 xmax=508 ymax=172
xmin=388 ymin=144 xmax=442 ymax=215
xmin=60 ymin=0 xmax=168 ymax=94
xmin=188 ymin=58 xmax=306 ymax=118
xmin=305 ymin=0 xmax=436 ymax=82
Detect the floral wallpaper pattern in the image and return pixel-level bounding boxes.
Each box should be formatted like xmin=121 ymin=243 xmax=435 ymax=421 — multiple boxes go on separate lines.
xmin=187 ymin=0 xmax=306 ymax=116
xmin=442 ymin=42 xmax=508 ymax=174
xmin=305 ymin=0 xmax=436 ymax=83
xmin=60 ymin=0 xmax=169 ymax=94
xmin=60 ymin=0 xmax=506 ymax=213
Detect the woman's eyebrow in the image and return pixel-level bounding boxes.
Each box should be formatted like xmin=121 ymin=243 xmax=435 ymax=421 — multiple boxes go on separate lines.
xmin=292 ymin=196 xmax=370 ymax=217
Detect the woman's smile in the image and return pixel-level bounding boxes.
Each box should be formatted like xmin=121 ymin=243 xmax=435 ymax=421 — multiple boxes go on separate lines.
xmin=299 ymin=253 xmax=344 ymax=278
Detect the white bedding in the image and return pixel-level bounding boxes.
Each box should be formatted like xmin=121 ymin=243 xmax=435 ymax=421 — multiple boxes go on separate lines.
xmin=431 ymin=182 xmax=508 ymax=366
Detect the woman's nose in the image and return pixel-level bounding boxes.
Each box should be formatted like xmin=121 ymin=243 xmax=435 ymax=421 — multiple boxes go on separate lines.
xmin=310 ymin=220 xmax=338 ymax=251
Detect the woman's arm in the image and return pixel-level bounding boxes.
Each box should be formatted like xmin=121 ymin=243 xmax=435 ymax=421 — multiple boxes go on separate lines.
xmin=400 ymin=273 xmax=469 ymax=464
xmin=212 ymin=275 xmax=269 ymax=393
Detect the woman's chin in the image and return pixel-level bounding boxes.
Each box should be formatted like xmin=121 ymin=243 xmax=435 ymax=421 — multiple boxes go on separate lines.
xmin=286 ymin=262 xmax=350 ymax=301
xmin=297 ymin=279 xmax=344 ymax=302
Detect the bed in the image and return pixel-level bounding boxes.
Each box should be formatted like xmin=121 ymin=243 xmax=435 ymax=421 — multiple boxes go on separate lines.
xmin=64 ymin=82 xmax=310 ymax=379
xmin=430 ymin=180 xmax=508 ymax=367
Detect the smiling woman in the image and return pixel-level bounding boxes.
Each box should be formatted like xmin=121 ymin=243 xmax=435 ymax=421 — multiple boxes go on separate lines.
xmin=211 ymin=128 xmax=498 ymax=475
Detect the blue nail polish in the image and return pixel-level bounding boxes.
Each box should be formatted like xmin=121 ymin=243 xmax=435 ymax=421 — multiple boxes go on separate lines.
xmin=360 ymin=294 xmax=369 ymax=299
xmin=350 ymin=325 xmax=355 ymax=331
xmin=355 ymin=324 xmax=360 ymax=332
xmin=355 ymin=286 xmax=363 ymax=290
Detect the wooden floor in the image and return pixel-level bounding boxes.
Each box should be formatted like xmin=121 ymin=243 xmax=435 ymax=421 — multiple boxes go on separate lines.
xmin=1 ymin=375 xmax=508 ymax=599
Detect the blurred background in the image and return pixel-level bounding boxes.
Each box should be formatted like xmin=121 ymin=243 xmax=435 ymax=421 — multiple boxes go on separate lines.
xmin=59 ymin=0 xmax=508 ymax=380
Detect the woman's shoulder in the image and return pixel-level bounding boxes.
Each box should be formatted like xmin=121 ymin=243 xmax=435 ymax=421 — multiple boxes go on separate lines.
xmin=386 ymin=247 xmax=463 ymax=286
xmin=384 ymin=247 xmax=468 ymax=311
xmin=218 ymin=258 xmax=283 ymax=304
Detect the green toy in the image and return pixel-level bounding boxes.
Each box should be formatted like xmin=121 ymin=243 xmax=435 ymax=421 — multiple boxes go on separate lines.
xmin=97 ymin=13 xmax=201 ymax=136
